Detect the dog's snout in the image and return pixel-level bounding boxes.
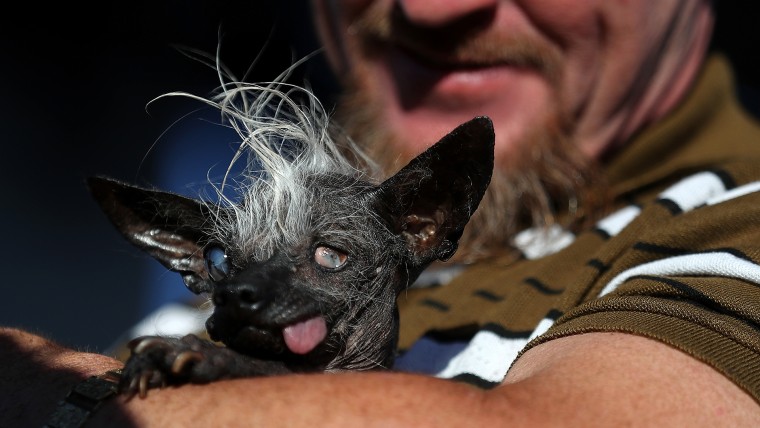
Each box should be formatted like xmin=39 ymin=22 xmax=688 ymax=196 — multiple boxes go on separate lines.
xmin=238 ymin=287 xmax=257 ymax=304
xmin=210 ymin=260 xmax=294 ymax=327
xmin=213 ymin=282 xmax=268 ymax=313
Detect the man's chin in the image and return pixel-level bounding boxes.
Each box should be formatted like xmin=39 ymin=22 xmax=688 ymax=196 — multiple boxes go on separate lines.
xmin=379 ymin=107 xmax=555 ymax=174
xmin=387 ymin=111 xmax=495 ymax=164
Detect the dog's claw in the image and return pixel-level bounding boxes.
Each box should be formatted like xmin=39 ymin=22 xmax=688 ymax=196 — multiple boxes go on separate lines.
xmin=131 ymin=337 xmax=163 ymax=354
xmin=123 ymin=375 xmax=140 ymax=399
xmin=138 ymin=371 xmax=153 ymax=399
xmin=172 ymin=351 xmax=203 ymax=374
xmin=120 ymin=383 xmax=135 ymax=400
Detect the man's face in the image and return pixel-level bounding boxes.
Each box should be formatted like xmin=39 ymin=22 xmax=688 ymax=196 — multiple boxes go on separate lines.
xmin=312 ymin=0 xmax=713 ymax=167
xmin=311 ymin=0 xmax=712 ymax=259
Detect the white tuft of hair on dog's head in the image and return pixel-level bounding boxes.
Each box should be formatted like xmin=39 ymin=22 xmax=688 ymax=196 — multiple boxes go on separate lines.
xmin=153 ymin=63 xmax=383 ymax=265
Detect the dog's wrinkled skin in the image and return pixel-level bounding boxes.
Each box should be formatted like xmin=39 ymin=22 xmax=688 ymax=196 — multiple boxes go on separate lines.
xmin=90 ymin=116 xmax=494 ymax=398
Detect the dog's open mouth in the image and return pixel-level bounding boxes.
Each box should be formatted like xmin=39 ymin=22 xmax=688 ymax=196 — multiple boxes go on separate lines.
xmin=208 ymin=310 xmax=330 ymax=358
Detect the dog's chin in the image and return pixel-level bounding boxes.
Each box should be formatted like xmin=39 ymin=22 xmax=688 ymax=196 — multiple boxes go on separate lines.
xmin=206 ymin=313 xmax=335 ymax=368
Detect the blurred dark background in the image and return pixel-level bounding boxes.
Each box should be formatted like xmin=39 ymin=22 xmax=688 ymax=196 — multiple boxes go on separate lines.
xmin=1 ymin=1 xmax=758 ymax=352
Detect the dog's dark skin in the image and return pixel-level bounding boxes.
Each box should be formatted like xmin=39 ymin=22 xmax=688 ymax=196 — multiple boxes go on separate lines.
xmin=89 ymin=116 xmax=494 ymax=398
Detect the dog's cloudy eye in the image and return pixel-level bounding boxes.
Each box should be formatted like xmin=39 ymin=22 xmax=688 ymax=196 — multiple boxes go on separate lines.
xmin=314 ymin=246 xmax=347 ymax=270
xmin=205 ymin=245 xmax=230 ymax=281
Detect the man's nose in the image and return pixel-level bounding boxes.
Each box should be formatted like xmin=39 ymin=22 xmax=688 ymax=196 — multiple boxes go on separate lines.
xmin=397 ymin=0 xmax=499 ymax=27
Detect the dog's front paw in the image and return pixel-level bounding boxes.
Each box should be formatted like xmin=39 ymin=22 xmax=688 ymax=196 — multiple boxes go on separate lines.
xmin=119 ymin=334 xmax=230 ymax=398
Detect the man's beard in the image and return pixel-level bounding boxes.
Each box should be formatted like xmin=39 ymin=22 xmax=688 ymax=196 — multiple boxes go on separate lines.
xmin=330 ymin=3 xmax=610 ymax=263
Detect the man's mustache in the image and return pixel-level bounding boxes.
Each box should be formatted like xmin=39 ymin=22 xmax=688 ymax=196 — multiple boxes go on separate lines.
xmin=350 ymin=2 xmax=562 ymax=83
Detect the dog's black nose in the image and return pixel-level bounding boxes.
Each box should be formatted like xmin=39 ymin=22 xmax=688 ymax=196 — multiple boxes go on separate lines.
xmin=213 ymin=282 xmax=269 ymax=314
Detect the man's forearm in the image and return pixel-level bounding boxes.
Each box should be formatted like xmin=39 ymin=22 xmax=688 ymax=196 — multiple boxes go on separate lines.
xmin=4 ymin=328 xmax=759 ymax=427
xmin=81 ymin=333 xmax=760 ymax=427
xmin=94 ymin=371 xmax=513 ymax=427
xmin=0 ymin=327 xmax=514 ymax=428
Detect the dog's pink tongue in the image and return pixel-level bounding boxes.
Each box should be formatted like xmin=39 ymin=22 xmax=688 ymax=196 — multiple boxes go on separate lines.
xmin=282 ymin=316 xmax=327 ymax=355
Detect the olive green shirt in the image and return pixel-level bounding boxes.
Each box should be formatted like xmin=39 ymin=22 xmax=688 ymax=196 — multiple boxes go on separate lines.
xmin=395 ymin=54 xmax=760 ymax=403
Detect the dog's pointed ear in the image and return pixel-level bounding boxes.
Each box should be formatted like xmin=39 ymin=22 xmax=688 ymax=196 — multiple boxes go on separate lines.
xmin=87 ymin=176 xmax=214 ymax=294
xmin=376 ymin=116 xmax=494 ymax=270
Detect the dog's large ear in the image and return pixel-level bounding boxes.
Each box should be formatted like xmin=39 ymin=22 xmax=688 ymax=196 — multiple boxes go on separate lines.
xmin=87 ymin=176 xmax=214 ymax=294
xmin=376 ymin=116 xmax=494 ymax=270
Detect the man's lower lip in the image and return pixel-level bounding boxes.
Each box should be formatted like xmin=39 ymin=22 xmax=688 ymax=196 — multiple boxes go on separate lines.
xmin=437 ymin=66 xmax=520 ymax=90
xmin=385 ymin=47 xmax=528 ymax=103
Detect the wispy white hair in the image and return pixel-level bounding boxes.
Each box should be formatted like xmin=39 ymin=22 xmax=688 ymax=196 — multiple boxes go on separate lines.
xmin=154 ymin=58 xmax=381 ymax=261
